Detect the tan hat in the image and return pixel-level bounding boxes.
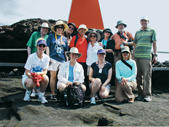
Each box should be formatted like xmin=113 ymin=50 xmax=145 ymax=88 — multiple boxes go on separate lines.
xmin=87 ymin=30 xmax=101 ymax=42
xmin=38 ymin=22 xmax=50 ymax=31
xmin=66 ymin=47 xmax=82 ymax=59
xmin=121 ymin=46 xmax=130 ymax=53
xmin=51 ymin=20 xmax=68 ymax=32
xmin=77 ymin=24 xmax=88 ymax=32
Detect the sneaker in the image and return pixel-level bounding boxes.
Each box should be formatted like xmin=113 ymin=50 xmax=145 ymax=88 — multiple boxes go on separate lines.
xmin=144 ymin=96 xmax=152 ymax=102
xmin=90 ymin=97 xmax=96 ymax=104
xmin=128 ymin=97 xmax=135 ymax=103
xmin=38 ymin=96 xmax=48 ymax=104
xmin=51 ymin=94 xmax=57 ymax=100
xmin=136 ymin=96 xmax=144 ymax=101
xmin=23 ymin=90 xmax=31 ymax=101
xmin=30 ymin=92 xmax=36 ymax=97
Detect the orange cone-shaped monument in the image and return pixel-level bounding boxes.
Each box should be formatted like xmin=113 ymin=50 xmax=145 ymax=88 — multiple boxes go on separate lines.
xmin=68 ymin=0 xmax=104 ymax=29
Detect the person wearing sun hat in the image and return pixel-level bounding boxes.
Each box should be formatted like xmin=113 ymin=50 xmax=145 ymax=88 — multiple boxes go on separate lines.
xmin=27 ymin=22 xmax=50 ymax=56
xmin=22 ymin=38 xmax=50 ymax=104
xmin=111 ymin=20 xmax=134 ymax=89
xmin=26 ymin=22 xmax=50 ymax=97
xmin=115 ymin=46 xmax=137 ymax=103
xmin=69 ymin=24 xmax=89 ymax=95
xmin=57 ymin=47 xmax=86 ymax=94
xmin=133 ymin=16 xmax=157 ymax=102
xmin=46 ymin=20 xmax=69 ymax=100
xmin=89 ymin=49 xmax=112 ymax=104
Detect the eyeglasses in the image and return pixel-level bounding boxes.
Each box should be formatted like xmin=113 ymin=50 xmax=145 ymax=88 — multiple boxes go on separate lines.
xmin=90 ymin=35 xmax=96 ymax=38
xmin=122 ymin=51 xmax=129 ymax=54
xmin=56 ymin=26 xmax=64 ymax=29
xmin=69 ymin=26 xmax=74 ymax=30
xmin=38 ymin=44 xmax=46 ymax=47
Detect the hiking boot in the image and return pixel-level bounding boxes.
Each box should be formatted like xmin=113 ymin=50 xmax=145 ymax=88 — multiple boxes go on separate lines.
xmin=38 ymin=96 xmax=48 ymax=104
xmin=136 ymin=96 xmax=143 ymax=101
xmin=51 ymin=94 xmax=57 ymax=100
xmin=144 ymin=96 xmax=152 ymax=102
xmin=90 ymin=97 xmax=96 ymax=104
xmin=23 ymin=90 xmax=31 ymax=101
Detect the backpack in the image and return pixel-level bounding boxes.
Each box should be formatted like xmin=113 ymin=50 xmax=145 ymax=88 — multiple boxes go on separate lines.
xmin=65 ymin=84 xmax=85 ymax=108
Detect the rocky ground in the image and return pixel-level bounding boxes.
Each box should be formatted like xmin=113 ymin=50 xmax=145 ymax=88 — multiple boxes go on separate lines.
xmin=0 ymin=75 xmax=169 ymax=127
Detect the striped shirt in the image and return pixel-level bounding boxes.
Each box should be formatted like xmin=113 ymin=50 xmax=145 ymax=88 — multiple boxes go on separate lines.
xmin=133 ymin=27 xmax=157 ymax=59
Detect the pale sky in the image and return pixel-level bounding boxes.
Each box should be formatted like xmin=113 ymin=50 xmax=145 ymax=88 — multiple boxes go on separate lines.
xmin=0 ymin=0 xmax=168 ymax=62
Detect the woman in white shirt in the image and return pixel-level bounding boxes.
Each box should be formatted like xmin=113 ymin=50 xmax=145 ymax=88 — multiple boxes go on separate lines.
xmin=57 ymin=47 xmax=86 ymax=93
xmin=86 ymin=30 xmax=102 ymax=75
xmin=22 ymin=38 xmax=50 ymax=104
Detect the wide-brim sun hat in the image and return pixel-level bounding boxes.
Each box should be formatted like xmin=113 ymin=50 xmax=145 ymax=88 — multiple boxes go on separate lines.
xmin=121 ymin=46 xmax=130 ymax=53
xmin=38 ymin=22 xmax=50 ymax=31
xmin=51 ymin=20 xmax=68 ymax=32
xmin=66 ymin=47 xmax=82 ymax=59
xmin=140 ymin=16 xmax=149 ymax=21
xmin=77 ymin=24 xmax=88 ymax=32
xmin=87 ymin=30 xmax=101 ymax=42
xmin=115 ymin=20 xmax=127 ymax=28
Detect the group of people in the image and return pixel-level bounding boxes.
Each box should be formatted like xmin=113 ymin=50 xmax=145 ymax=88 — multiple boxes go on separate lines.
xmin=22 ymin=15 xmax=157 ymax=104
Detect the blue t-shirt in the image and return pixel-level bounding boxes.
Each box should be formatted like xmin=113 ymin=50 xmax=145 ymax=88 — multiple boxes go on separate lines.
xmin=101 ymin=39 xmax=110 ymax=49
xmin=68 ymin=65 xmax=74 ymax=82
xmin=47 ymin=33 xmax=68 ymax=63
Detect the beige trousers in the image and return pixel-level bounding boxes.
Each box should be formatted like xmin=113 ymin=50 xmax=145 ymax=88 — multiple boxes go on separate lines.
xmin=134 ymin=58 xmax=152 ymax=97
xmin=114 ymin=52 xmax=121 ymax=88
xmin=115 ymin=81 xmax=137 ymax=102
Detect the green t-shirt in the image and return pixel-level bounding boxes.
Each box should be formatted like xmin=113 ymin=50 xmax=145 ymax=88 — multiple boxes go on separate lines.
xmin=26 ymin=31 xmax=48 ymax=54
xmin=133 ymin=27 xmax=157 ymax=59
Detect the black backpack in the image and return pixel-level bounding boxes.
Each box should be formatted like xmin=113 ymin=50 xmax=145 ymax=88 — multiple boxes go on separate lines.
xmin=65 ymin=84 xmax=85 ymax=108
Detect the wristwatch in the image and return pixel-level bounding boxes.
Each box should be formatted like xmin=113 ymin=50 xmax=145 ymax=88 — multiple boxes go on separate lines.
xmin=154 ymin=54 xmax=158 ymax=57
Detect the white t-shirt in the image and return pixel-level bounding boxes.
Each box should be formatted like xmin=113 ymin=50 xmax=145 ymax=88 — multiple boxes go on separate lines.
xmin=24 ymin=52 xmax=50 ymax=73
xmin=86 ymin=42 xmax=102 ymax=66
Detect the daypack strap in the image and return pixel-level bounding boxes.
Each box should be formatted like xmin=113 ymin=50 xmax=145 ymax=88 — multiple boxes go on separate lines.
xmin=74 ymin=34 xmax=79 ymax=47
xmin=121 ymin=59 xmax=132 ymax=70
xmin=74 ymin=34 xmax=88 ymax=47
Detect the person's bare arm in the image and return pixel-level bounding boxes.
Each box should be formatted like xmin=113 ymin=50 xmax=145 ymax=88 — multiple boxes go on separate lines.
xmin=46 ymin=47 xmax=49 ymax=56
xmin=27 ymin=46 xmax=31 ymax=56
xmin=152 ymin=41 xmax=157 ymax=64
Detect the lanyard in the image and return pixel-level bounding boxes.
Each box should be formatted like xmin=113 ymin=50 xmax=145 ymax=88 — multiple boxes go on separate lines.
xmin=55 ymin=33 xmax=62 ymax=43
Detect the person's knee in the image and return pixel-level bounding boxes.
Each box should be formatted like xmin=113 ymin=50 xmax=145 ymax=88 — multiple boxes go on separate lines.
xmin=81 ymin=84 xmax=86 ymax=92
xmin=59 ymin=83 xmax=66 ymax=92
xmin=42 ymin=75 xmax=49 ymax=83
xmin=115 ymin=97 xmax=124 ymax=103
xmin=25 ymin=79 xmax=35 ymax=90
xmin=94 ymin=78 xmax=101 ymax=85
xmin=99 ymin=90 xmax=109 ymax=99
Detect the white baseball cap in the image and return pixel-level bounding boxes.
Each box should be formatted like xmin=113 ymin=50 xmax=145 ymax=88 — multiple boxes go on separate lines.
xmin=140 ymin=16 xmax=149 ymax=21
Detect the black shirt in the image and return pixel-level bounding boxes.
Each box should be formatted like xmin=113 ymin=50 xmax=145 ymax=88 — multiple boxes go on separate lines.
xmin=105 ymin=39 xmax=115 ymax=65
xmin=91 ymin=61 xmax=112 ymax=84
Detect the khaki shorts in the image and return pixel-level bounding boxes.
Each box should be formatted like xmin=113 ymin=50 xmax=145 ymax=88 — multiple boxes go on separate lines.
xmin=48 ymin=58 xmax=62 ymax=71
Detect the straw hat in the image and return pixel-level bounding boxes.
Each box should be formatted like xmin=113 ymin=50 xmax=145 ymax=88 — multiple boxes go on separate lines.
xmin=87 ymin=30 xmax=101 ymax=42
xmin=66 ymin=47 xmax=82 ymax=59
xmin=51 ymin=20 xmax=68 ymax=32
xmin=38 ymin=22 xmax=50 ymax=31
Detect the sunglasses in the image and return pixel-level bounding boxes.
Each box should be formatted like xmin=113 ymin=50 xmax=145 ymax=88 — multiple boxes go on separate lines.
xmin=38 ymin=44 xmax=46 ymax=47
xmin=56 ymin=26 xmax=64 ymax=29
xmin=105 ymin=31 xmax=110 ymax=33
xmin=69 ymin=26 xmax=74 ymax=30
xmin=122 ymin=51 xmax=129 ymax=54
xmin=90 ymin=35 xmax=96 ymax=38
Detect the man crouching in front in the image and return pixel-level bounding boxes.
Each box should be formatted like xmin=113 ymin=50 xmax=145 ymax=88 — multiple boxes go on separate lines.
xmin=22 ymin=38 xmax=50 ymax=104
